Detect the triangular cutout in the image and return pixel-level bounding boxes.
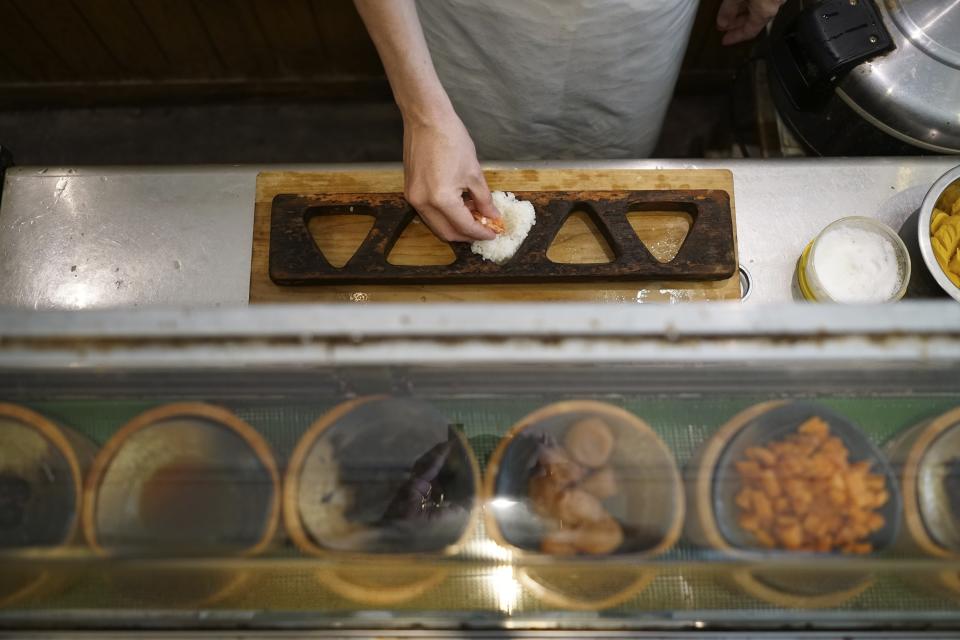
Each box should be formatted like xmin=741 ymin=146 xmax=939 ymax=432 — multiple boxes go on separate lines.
xmin=308 ymin=213 xmax=376 ymax=268
xmin=547 ymin=210 xmax=614 ymax=264
xmin=387 ymin=217 xmax=456 ymax=266
xmin=627 ymin=210 xmax=692 ymax=263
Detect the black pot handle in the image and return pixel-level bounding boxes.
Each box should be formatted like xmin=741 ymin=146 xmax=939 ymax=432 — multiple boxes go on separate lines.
xmin=771 ymin=0 xmax=894 ymax=110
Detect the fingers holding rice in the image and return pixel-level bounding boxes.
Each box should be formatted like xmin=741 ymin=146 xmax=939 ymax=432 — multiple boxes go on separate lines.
xmin=471 ymin=192 xmax=537 ymax=264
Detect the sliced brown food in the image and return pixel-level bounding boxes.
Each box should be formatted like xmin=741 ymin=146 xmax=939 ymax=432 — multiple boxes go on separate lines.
xmin=580 ymin=467 xmax=618 ymax=501
xmin=564 ymin=417 xmax=615 ymax=468
xmin=541 ymin=516 xmax=624 ymax=555
xmin=555 ymin=489 xmax=607 ymax=526
xmin=539 ymin=446 xmax=585 ymax=486
xmin=541 ymin=532 xmax=578 ymax=556
xmin=576 ymin=517 xmax=624 ymax=555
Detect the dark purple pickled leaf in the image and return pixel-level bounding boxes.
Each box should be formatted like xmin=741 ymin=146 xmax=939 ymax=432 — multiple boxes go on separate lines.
xmin=379 ymin=439 xmax=454 ymax=523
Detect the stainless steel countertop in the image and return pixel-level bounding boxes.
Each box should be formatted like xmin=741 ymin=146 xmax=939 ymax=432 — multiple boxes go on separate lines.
xmin=1 ymin=302 xmax=958 ymax=368
xmin=1 ymin=158 xmax=957 ymax=309
xmin=0 ymin=166 xmax=255 ymax=309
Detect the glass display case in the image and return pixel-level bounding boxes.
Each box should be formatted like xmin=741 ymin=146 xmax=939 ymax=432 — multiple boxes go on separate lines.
xmin=1 ymin=302 xmax=959 ymax=636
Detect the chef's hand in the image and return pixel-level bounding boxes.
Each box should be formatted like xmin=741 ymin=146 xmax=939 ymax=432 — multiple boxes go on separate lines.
xmin=403 ymin=111 xmax=500 ymax=243
xmin=717 ymin=0 xmax=785 ymax=45
xmin=353 ymin=0 xmax=498 ymax=243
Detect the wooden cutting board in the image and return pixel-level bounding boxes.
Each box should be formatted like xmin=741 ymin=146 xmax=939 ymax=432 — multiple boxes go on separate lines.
xmin=250 ymin=169 xmax=740 ymax=303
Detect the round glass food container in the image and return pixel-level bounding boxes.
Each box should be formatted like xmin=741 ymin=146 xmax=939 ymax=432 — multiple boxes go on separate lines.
xmin=0 ymin=404 xmax=96 ymax=608
xmin=283 ymin=396 xmax=481 ymax=605
xmin=886 ymin=406 xmax=960 ymax=600
xmin=797 ymin=217 xmax=910 ymax=303
xmin=484 ymin=400 xmax=684 ymax=610
xmin=84 ymin=403 xmax=280 ymax=607
xmin=685 ymin=400 xmax=902 ymax=608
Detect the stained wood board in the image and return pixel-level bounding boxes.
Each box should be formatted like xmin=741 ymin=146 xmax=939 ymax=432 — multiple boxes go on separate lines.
xmin=250 ymin=169 xmax=740 ymax=303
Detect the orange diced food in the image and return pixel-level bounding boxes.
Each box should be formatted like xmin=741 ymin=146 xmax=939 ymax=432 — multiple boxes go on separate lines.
xmin=733 ymin=417 xmax=887 ymax=554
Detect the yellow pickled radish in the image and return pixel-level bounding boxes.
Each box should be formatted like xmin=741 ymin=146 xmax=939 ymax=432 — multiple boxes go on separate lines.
xmin=932 ymin=209 xmax=949 ymax=233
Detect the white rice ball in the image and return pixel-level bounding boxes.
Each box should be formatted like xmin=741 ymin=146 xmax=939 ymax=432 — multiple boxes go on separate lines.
xmin=471 ymin=191 xmax=536 ymax=264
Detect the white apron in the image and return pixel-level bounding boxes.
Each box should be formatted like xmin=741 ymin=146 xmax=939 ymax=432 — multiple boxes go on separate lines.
xmin=417 ymin=0 xmax=700 ymax=160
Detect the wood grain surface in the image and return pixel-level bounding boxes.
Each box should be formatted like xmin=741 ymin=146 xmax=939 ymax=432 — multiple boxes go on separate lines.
xmin=251 ymin=169 xmax=740 ymax=303
xmin=0 ymin=0 xmax=745 ymax=104
xmin=269 ymin=189 xmax=735 ymax=285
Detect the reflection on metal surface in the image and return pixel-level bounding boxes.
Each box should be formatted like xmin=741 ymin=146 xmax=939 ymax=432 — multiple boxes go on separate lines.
xmin=0 ymin=160 xmax=959 ymax=308
xmin=0 ymin=168 xmax=255 ymax=309
xmin=0 ymin=302 xmax=958 ymax=369
xmin=46 ymin=282 xmax=102 ymax=311
xmin=888 ymin=0 xmax=960 ymax=67
xmin=840 ymin=0 xmax=960 ymax=153
xmin=836 ymin=90 xmax=959 ymax=155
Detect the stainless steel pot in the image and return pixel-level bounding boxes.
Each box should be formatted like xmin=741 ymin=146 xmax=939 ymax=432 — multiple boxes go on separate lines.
xmin=770 ymin=0 xmax=960 ymax=155
xmin=918 ymin=165 xmax=960 ymax=302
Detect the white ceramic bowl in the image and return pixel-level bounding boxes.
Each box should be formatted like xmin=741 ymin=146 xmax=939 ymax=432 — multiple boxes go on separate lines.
xmin=918 ymin=165 xmax=960 ymax=302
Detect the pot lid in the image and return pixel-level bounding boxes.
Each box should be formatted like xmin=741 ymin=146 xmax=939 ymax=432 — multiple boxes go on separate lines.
xmin=838 ymin=0 xmax=960 ymax=153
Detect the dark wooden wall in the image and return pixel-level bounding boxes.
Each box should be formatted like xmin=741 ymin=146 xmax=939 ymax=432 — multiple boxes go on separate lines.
xmin=0 ymin=0 xmax=748 ymax=106
xmin=681 ymin=0 xmax=755 ymax=93
xmin=0 ymin=0 xmax=387 ymax=105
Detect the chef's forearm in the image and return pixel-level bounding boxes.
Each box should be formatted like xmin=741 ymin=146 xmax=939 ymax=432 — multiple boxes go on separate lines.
xmin=353 ymin=0 xmax=454 ymax=125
